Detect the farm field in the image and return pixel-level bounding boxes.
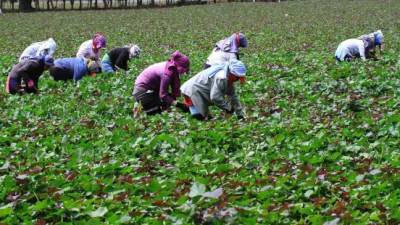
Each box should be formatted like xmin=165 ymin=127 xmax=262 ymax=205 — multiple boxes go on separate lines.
xmin=1 ymin=0 xmax=400 ymax=224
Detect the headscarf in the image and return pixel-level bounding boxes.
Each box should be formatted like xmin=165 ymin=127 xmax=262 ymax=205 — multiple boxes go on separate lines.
xmin=215 ymin=32 xmax=248 ymax=53
xmin=206 ymin=59 xmax=246 ymax=78
xmin=128 ymin=44 xmax=141 ymax=58
xmin=92 ymin=33 xmax=106 ymax=50
xmin=165 ymin=51 xmax=190 ymax=75
xmin=359 ymin=30 xmax=384 ymax=47
xmin=373 ymin=30 xmax=383 ymax=46
xmin=39 ymin=38 xmax=57 ymax=57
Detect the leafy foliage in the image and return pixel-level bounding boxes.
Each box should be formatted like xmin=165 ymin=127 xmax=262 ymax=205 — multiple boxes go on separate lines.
xmin=1 ymin=1 xmax=400 ymax=224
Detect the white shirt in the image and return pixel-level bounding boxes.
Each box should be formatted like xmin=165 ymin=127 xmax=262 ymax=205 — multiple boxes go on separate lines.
xmin=19 ymin=38 xmax=57 ymax=62
xmin=76 ymin=40 xmax=100 ymax=60
xmin=335 ymin=39 xmax=366 ymax=61
xmin=206 ymin=48 xmax=238 ymax=66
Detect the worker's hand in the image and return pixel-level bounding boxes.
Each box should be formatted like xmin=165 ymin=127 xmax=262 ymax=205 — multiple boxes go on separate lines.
xmin=176 ymin=102 xmax=189 ymax=112
xmin=221 ymin=109 xmax=233 ymax=119
xmin=237 ymin=115 xmax=245 ymax=121
xmin=226 ymin=108 xmax=235 ymax=114
xmin=27 ymin=80 xmax=35 ymax=89
xmin=132 ymin=103 xmax=142 ymax=118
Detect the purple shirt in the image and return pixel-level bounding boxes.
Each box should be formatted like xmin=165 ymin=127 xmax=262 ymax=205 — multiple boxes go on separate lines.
xmin=134 ymin=62 xmax=180 ymax=105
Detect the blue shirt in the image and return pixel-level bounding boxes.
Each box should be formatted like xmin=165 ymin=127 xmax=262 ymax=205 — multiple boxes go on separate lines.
xmin=54 ymin=57 xmax=88 ymax=81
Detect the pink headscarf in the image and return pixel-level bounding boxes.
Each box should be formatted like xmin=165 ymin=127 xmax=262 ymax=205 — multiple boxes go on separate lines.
xmin=92 ymin=33 xmax=107 ymax=50
xmin=165 ymin=51 xmax=190 ymax=75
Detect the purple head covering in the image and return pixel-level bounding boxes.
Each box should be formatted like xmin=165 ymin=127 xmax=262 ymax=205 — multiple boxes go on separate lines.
xmin=93 ymin=33 xmax=106 ymax=49
xmin=165 ymin=51 xmax=190 ymax=75
xmin=215 ymin=32 xmax=248 ymax=53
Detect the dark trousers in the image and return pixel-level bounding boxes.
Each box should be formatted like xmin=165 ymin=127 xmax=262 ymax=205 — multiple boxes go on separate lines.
xmin=6 ymin=76 xmax=37 ymax=94
xmin=336 ymin=54 xmax=353 ymax=62
xmin=49 ymin=67 xmax=73 ymax=81
xmin=133 ymin=87 xmax=163 ymax=115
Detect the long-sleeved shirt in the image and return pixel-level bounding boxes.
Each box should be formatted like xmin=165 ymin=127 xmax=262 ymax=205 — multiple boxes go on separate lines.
xmin=206 ymin=48 xmax=238 ymax=66
xmin=107 ymin=47 xmax=130 ymax=70
xmin=180 ymin=69 xmax=243 ymax=117
xmin=76 ymin=40 xmax=100 ymax=61
xmin=54 ymin=58 xmax=88 ymax=81
xmin=8 ymin=59 xmax=45 ymax=88
xmin=19 ymin=38 xmax=57 ymax=62
xmin=134 ymin=62 xmax=180 ymax=105
xmin=335 ymin=39 xmax=366 ymax=61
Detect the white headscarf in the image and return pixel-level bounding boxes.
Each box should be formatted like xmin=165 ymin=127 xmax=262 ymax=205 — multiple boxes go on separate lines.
xmin=128 ymin=45 xmax=141 ymax=58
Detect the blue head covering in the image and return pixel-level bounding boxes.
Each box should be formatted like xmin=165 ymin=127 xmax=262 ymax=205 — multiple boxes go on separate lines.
xmin=236 ymin=33 xmax=248 ymax=48
xmin=206 ymin=59 xmax=246 ymax=78
xmin=374 ymin=30 xmax=383 ymax=46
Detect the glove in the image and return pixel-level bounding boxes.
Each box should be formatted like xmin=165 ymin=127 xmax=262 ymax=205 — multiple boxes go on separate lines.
xmin=176 ymin=102 xmax=189 ymax=112
xmin=237 ymin=115 xmax=245 ymax=120
xmin=225 ymin=108 xmax=235 ymax=114
xmin=27 ymin=80 xmax=35 ymax=89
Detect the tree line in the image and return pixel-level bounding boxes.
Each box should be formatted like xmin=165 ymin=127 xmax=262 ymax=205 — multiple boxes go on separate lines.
xmin=0 ymin=0 xmax=284 ymax=12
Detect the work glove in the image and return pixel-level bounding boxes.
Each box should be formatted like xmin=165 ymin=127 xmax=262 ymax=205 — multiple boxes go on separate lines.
xmin=27 ymin=80 xmax=35 ymax=89
xmin=225 ymin=107 xmax=235 ymax=114
xmin=176 ymin=102 xmax=189 ymax=112
xmin=237 ymin=115 xmax=245 ymax=121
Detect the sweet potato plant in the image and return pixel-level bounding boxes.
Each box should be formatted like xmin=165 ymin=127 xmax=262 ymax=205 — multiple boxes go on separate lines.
xmin=0 ymin=1 xmax=400 ymax=224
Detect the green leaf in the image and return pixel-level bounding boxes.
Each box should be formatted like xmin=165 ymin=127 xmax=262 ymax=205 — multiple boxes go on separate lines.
xmin=88 ymin=207 xmax=108 ymax=218
xmin=188 ymin=182 xmax=206 ymax=198
xmin=0 ymin=204 xmax=13 ymax=217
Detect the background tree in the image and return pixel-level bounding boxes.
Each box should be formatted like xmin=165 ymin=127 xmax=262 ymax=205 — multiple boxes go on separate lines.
xmin=19 ymin=0 xmax=34 ymax=11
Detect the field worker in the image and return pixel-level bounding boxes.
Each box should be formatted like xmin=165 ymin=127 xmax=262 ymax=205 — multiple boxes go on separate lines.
xmin=204 ymin=32 xmax=248 ymax=68
xmin=358 ymin=30 xmax=384 ymax=60
xmin=49 ymin=57 xmax=100 ymax=82
xmin=19 ymin=38 xmax=57 ymax=62
xmin=180 ymin=59 xmax=246 ymax=121
xmin=335 ymin=38 xmax=368 ymax=62
xmin=101 ymin=44 xmax=141 ymax=75
xmin=76 ymin=33 xmax=106 ymax=62
xmin=6 ymin=56 xmax=54 ymax=94
xmin=132 ymin=51 xmax=190 ymax=115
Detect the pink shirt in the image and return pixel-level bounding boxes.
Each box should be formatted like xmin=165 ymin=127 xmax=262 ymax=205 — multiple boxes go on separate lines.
xmin=134 ymin=62 xmax=180 ymax=105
